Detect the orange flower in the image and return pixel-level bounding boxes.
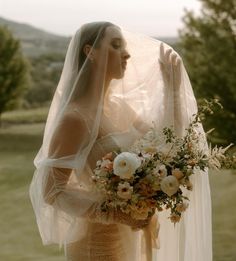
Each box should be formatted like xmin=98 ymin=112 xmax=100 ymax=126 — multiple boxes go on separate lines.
xmin=138 ymin=183 xmax=155 ymax=197
xmin=170 ymin=213 xmax=181 ymax=224
xmin=111 ymin=175 xmax=120 ymax=182
xmin=157 ymin=206 xmax=163 ymax=211
xmin=187 ymin=159 xmax=197 ymax=166
xmin=172 ymin=169 xmax=184 ymax=180
xmin=104 ymin=162 xmax=113 ymax=171
xmin=102 ymin=152 xmax=113 ymax=161
xmin=187 ymin=142 xmax=193 ymax=150
xmin=146 ymin=199 xmax=156 ymax=208
xmin=186 ymin=180 xmax=193 ymax=191
xmin=176 ymin=202 xmax=189 ymax=212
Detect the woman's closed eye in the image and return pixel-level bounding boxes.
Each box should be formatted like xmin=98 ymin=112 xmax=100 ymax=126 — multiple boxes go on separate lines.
xmin=112 ymin=43 xmax=121 ymax=49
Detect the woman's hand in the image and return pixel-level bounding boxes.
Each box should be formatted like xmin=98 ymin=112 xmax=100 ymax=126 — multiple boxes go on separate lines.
xmin=159 ymin=42 xmax=182 ymax=89
xmin=84 ymin=202 xmax=154 ymax=229
xmin=130 ymin=214 xmax=155 ymax=231
xmin=113 ymin=207 xmax=155 ymax=230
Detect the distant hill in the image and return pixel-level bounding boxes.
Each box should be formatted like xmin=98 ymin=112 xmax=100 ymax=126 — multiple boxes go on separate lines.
xmin=0 ymin=17 xmax=178 ymax=57
xmin=154 ymin=36 xmax=178 ymax=46
xmin=0 ymin=17 xmax=70 ymax=57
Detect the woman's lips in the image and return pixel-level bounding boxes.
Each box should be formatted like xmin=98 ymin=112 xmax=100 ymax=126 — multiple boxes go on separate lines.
xmin=122 ymin=62 xmax=127 ymax=70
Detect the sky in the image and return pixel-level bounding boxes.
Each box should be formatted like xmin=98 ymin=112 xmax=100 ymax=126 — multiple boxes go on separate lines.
xmin=0 ymin=0 xmax=202 ymax=37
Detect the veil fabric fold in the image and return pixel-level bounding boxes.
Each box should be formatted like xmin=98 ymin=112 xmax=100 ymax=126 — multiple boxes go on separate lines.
xmin=29 ymin=22 xmax=212 ymax=261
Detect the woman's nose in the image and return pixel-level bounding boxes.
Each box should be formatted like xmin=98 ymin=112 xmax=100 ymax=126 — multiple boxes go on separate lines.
xmin=123 ymin=50 xmax=131 ymax=60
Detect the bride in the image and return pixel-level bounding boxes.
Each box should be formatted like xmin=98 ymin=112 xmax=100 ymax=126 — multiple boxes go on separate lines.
xmin=29 ymin=22 xmax=212 ymax=261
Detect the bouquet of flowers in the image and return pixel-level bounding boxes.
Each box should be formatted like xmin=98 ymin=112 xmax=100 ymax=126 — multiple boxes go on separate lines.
xmin=91 ymin=99 xmax=235 ymax=224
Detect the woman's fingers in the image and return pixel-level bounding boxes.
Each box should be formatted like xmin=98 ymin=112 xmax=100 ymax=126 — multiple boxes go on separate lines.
xmin=159 ymin=42 xmax=181 ymax=67
xmin=159 ymin=42 xmax=165 ymax=63
xmin=165 ymin=49 xmax=172 ymax=64
xmin=176 ymin=56 xmax=182 ymax=66
xmin=159 ymin=42 xmax=182 ymax=88
xmin=131 ymin=217 xmax=151 ymax=230
xmin=171 ymin=52 xmax=178 ymax=65
xmin=160 ymin=43 xmax=172 ymax=64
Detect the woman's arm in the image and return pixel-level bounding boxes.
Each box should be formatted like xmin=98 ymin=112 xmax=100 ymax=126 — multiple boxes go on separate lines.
xmin=159 ymin=42 xmax=183 ymax=136
xmin=43 ymin=111 xmax=88 ymax=205
xmin=126 ymin=43 xmax=183 ymax=136
xmin=44 ymin=110 xmax=153 ymax=228
xmin=133 ymin=115 xmax=150 ymax=134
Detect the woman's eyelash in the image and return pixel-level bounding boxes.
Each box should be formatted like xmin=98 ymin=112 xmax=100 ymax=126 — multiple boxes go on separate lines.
xmin=112 ymin=43 xmax=121 ymax=49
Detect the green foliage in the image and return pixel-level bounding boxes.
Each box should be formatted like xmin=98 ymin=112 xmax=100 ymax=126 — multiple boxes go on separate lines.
xmin=24 ymin=53 xmax=64 ymax=107
xmin=0 ymin=25 xmax=30 ymax=123
xmin=177 ymin=0 xmax=236 ymax=145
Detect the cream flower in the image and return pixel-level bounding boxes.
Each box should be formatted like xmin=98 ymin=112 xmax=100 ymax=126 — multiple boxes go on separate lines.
xmin=161 ymin=175 xmax=179 ymax=197
xmin=117 ymin=182 xmax=133 ymax=200
xmin=159 ymin=165 xmax=168 ymax=177
xmin=153 ymin=164 xmax=167 ymax=178
xmin=113 ymin=152 xmax=141 ymax=179
xmin=96 ymin=160 xmax=102 ymax=167
xmin=143 ymin=145 xmax=157 ymax=153
xmin=94 ymin=168 xmax=108 ymax=177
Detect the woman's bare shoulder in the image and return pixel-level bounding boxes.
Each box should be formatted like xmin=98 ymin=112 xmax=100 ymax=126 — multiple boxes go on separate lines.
xmin=49 ymin=109 xmax=90 ymax=155
xmin=61 ymin=108 xmax=88 ymax=132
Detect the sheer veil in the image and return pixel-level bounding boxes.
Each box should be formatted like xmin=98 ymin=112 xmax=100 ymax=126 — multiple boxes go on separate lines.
xmin=29 ymin=22 xmax=212 ymax=261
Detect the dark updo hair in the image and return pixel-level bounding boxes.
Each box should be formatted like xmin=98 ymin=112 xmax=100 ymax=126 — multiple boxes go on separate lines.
xmin=78 ymin=21 xmax=117 ymax=71
xmin=70 ymin=21 xmax=118 ymax=99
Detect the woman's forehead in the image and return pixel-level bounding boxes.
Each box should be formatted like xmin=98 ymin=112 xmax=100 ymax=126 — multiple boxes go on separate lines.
xmin=104 ymin=26 xmax=126 ymax=44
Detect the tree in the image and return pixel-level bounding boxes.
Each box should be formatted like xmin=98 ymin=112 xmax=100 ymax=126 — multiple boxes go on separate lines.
xmin=177 ymin=0 xmax=236 ymax=144
xmin=0 ymin=25 xmax=30 ymax=126
xmin=24 ymin=53 xmax=64 ymax=107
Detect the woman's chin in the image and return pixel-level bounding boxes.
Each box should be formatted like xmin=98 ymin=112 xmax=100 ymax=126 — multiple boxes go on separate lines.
xmin=114 ymin=70 xmax=125 ymax=79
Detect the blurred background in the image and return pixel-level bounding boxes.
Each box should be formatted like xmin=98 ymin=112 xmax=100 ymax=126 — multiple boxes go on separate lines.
xmin=0 ymin=0 xmax=235 ymax=260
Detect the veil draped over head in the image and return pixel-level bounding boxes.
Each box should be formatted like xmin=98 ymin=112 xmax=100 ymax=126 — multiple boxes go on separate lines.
xmin=29 ymin=22 xmax=212 ymax=261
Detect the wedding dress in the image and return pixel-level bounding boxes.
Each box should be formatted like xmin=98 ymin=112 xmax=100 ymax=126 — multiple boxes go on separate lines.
xmin=65 ymin=137 xmax=134 ymax=261
xmin=64 ymin=111 xmax=152 ymax=261
xmin=29 ymin=21 xmax=212 ymax=261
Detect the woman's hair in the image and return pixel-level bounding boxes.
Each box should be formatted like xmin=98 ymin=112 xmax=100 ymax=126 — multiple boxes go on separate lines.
xmin=68 ymin=21 xmax=117 ymax=99
xmin=78 ymin=21 xmax=116 ymax=71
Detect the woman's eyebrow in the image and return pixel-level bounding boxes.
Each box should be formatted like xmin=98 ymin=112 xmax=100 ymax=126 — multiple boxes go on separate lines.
xmin=111 ymin=37 xmax=122 ymax=41
xmin=111 ymin=37 xmax=127 ymax=46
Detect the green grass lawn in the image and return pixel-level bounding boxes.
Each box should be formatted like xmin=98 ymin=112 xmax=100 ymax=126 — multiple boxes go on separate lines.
xmin=0 ymin=122 xmax=64 ymax=261
xmin=0 ymin=109 xmax=235 ymax=260
xmin=1 ymin=106 xmax=49 ymax=125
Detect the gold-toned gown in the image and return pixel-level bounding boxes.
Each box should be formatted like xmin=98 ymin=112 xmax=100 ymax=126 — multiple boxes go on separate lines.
xmin=65 ymin=118 xmax=145 ymax=261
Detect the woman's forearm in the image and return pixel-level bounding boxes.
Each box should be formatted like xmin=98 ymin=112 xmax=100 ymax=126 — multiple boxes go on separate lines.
xmin=173 ymin=81 xmax=183 ymax=136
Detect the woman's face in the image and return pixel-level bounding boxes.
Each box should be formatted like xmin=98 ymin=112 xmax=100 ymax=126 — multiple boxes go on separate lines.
xmin=98 ymin=25 xmax=131 ymax=80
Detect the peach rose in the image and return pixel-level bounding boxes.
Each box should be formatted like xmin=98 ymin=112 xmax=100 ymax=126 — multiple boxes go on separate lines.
xmin=102 ymin=152 xmax=113 ymax=161
xmin=172 ymin=168 xmax=184 ymax=180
